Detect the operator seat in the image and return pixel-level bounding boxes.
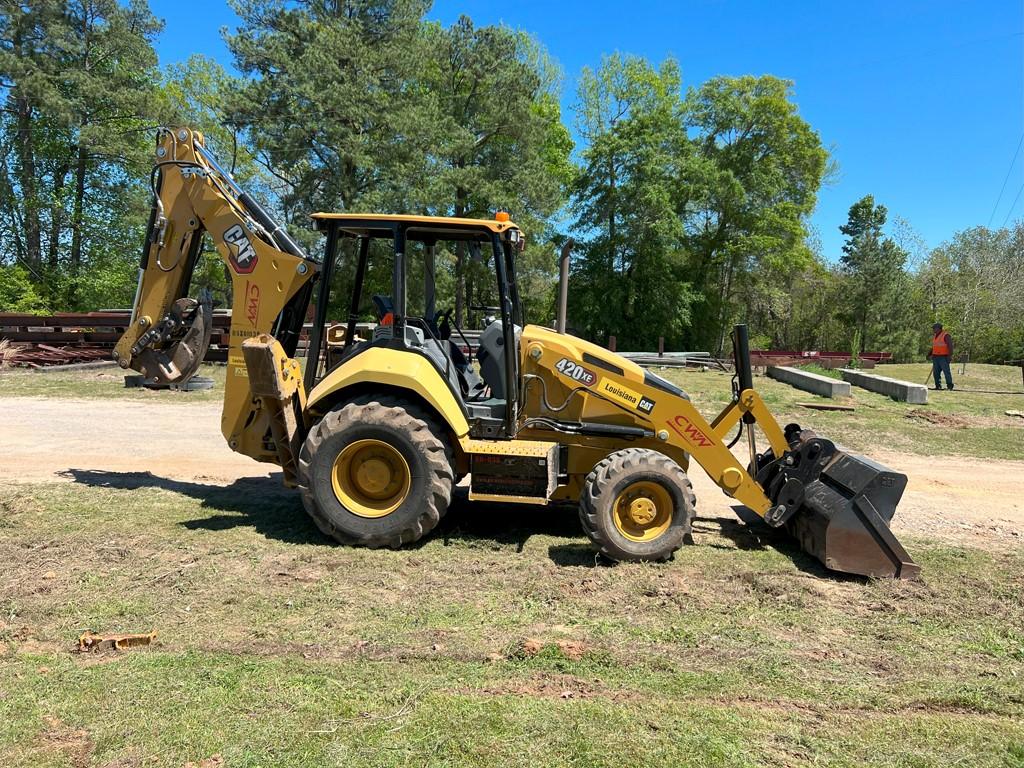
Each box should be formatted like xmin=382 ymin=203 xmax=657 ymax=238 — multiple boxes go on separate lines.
xmin=370 ymin=294 xmax=485 ymax=400
xmin=371 ymin=295 xmax=394 ymax=324
xmin=476 ymin=320 xmax=521 ymax=400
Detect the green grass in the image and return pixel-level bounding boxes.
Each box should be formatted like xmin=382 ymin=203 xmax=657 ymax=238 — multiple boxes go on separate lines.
xmin=799 ymin=362 xmax=844 ymax=380
xmin=656 ymin=363 xmax=1024 ymax=460
xmin=1 ymin=480 xmax=1023 ymax=766
xmin=0 ymin=363 xmax=226 ymax=402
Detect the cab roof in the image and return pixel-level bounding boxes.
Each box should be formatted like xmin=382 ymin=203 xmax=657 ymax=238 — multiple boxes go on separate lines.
xmin=310 ymin=212 xmax=519 ymax=240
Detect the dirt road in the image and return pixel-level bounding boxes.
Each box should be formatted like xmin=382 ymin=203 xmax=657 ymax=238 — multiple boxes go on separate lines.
xmin=1 ymin=396 xmax=1020 ymax=550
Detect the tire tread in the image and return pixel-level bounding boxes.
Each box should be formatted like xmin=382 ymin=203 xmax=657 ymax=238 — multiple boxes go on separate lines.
xmin=297 ymin=394 xmax=453 ymax=549
xmin=579 ymin=447 xmax=695 ymax=562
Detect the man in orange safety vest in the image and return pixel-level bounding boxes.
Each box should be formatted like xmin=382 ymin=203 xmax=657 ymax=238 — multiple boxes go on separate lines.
xmin=927 ymin=322 xmax=954 ymax=391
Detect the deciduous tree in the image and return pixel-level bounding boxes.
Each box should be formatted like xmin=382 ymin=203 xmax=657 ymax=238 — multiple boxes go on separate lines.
xmin=682 ymin=75 xmax=828 ymax=354
xmin=570 ymin=54 xmax=693 ymax=349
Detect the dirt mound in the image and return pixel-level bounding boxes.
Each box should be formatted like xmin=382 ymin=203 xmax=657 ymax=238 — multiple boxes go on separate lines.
xmin=505 ymin=637 xmax=588 ymax=661
xmin=905 ymin=409 xmax=969 ymax=428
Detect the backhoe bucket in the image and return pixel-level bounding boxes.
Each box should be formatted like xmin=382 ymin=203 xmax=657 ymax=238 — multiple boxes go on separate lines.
xmin=130 ymin=296 xmax=212 ymax=386
xmin=759 ymin=429 xmax=920 ymax=579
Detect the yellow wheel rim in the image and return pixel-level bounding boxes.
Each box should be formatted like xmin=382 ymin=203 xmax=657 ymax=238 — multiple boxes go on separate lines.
xmin=331 ymin=439 xmax=411 ymax=518
xmin=612 ymin=481 xmax=673 ymax=542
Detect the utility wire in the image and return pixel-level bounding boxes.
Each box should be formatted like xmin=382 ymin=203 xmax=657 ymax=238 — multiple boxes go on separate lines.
xmin=994 ymin=3 xmax=1024 ymax=230
xmin=987 ymin=132 xmax=1024 ymax=227
xmin=1000 ymin=178 xmax=1024 ymax=229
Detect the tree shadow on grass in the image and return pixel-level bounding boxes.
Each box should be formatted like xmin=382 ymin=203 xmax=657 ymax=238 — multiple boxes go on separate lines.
xmin=61 ymin=469 xmax=325 ymax=546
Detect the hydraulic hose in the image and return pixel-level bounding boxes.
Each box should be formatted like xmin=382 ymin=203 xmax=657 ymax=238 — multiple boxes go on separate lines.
xmin=726 ymin=421 xmax=744 ymax=450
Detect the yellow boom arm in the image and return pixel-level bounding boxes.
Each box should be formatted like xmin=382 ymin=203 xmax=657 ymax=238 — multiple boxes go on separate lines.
xmin=114 ymin=127 xmax=318 ymax=466
xmin=520 ymin=325 xmax=785 ymax=517
xmin=520 ymin=324 xmax=919 ymax=578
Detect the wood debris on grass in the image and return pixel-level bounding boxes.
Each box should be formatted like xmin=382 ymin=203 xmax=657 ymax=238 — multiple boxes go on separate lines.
xmin=77 ymin=630 xmax=156 ymax=653
xmin=0 ymin=338 xmax=15 ymax=369
xmin=796 ymin=401 xmax=856 ymax=412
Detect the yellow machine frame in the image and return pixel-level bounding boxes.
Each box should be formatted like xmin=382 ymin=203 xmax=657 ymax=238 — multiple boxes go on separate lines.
xmin=115 ymin=127 xmax=919 ymax=579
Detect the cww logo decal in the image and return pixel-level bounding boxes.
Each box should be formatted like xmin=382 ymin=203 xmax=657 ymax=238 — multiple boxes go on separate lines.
xmin=665 ymin=414 xmax=714 ymax=448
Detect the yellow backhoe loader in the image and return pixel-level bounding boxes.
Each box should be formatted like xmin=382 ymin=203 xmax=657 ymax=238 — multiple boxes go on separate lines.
xmin=114 ymin=128 xmax=919 ymax=578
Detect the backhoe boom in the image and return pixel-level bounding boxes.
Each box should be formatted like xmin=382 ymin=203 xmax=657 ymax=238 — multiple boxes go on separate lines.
xmin=113 ymin=128 xmax=318 ymax=467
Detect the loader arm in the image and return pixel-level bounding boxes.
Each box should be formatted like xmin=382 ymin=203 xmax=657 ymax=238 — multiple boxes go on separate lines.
xmin=114 ymin=128 xmax=319 ymax=473
xmin=521 ymin=324 xmax=919 ymax=579
xmin=521 ymin=326 xmax=783 ymax=516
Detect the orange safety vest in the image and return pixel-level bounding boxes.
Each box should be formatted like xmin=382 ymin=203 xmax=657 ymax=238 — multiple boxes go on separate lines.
xmin=931 ymin=331 xmax=950 ymax=356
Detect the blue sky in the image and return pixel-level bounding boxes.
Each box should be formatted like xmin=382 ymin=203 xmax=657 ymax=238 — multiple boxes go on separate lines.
xmin=149 ymin=0 xmax=1023 ymax=260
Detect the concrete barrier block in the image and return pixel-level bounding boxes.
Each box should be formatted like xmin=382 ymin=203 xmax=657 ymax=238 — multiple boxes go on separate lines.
xmin=768 ymin=366 xmax=852 ymax=398
xmin=839 ymin=369 xmax=928 ymax=404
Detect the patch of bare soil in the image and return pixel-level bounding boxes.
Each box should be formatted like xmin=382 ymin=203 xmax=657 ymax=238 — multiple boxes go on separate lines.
xmin=905 ymin=408 xmax=970 ymax=428
xmin=506 ymin=637 xmax=588 ymax=660
xmin=184 ymin=755 xmax=224 ymax=768
xmin=1 ymin=396 xmax=1021 ymax=552
xmin=35 ymin=716 xmax=93 ymax=768
xmin=874 ymin=450 xmax=1024 ymax=550
xmin=0 ymin=397 xmax=266 ymax=483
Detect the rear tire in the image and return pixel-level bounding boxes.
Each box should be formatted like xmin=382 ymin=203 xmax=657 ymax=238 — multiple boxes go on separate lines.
xmin=580 ymin=448 xmax=695 ymax=562
xmin=297 ymin=394 xmax=453 ymax=548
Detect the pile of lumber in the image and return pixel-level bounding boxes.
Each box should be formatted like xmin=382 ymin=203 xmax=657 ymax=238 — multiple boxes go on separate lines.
xmin=0 ymin=313 xmax=479 ymax=369
xmin=0 ymin=311 xmax=231 ymax=367
xmin=5 ymin=343 xmax=112 ymax=368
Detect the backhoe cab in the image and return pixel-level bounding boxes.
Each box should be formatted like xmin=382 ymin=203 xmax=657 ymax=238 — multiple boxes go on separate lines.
xmin=304 ymin=212 xmax=526 ymax=443
xmin=116 ymin=127 xmax=919 ymax=579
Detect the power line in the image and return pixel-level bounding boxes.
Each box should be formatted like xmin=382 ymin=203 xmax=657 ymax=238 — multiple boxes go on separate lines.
xmin=999 ymin=180 xmax=1024 ymax=228
xmin=1002 ymin=0 xmax=1024 ymax=229
xmin=987 ymin=132 xmax=1024 ymax=227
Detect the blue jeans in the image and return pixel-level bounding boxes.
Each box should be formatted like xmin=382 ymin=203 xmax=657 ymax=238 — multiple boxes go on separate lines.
xmin=932 ymin=355 xmax=953 ymax=389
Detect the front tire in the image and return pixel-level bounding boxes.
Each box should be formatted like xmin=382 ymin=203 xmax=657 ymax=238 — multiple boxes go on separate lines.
xmin=580 ymin=448 xmax=695 ymax=562
xmin=297 ymin=394 xmax=453 ymax=548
